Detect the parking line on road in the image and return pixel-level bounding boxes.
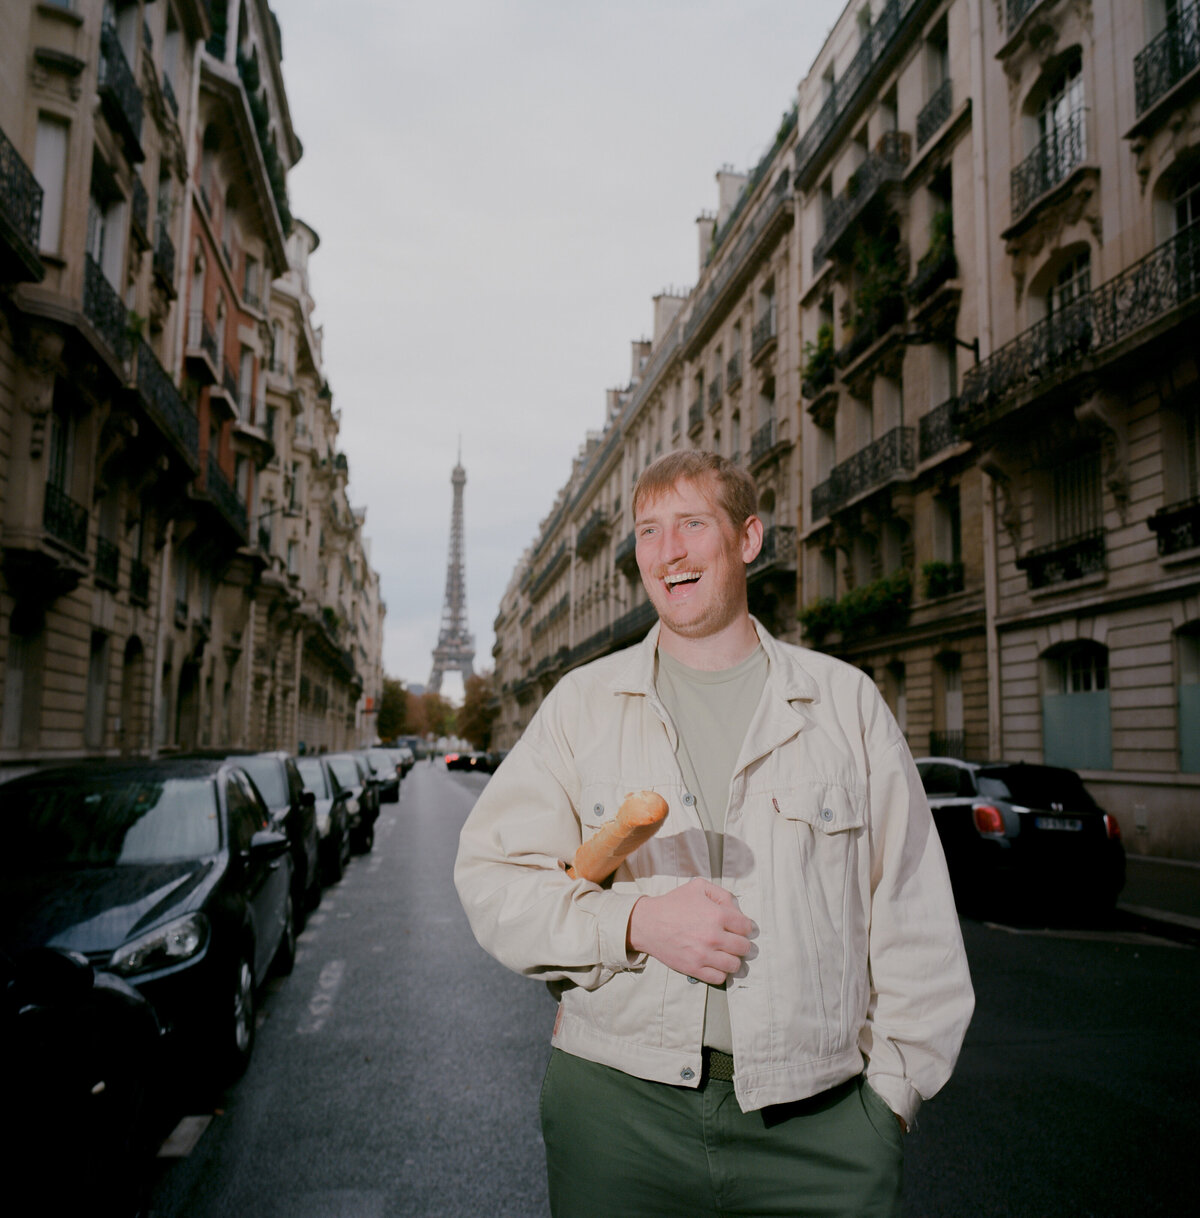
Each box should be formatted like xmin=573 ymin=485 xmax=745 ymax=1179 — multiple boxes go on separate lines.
xmin=297 ymin=958 xmax=346 ymax=1034
xmin=985 ymin=921 xmax=1188 ymax=948
xmin=157 ymin=1115 xmax=212 ymax=1158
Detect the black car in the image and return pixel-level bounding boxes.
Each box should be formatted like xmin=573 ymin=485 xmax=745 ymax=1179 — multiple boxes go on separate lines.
xmin=0 ymin=759 xmax=295 ymax=1083
xmin=295 ymin=755 xmax=352 ymax=883
xmin=325 ymin=753 xmax=379 ymax=852
xmin=365 ymin=747 xmax=401 ymax=803
xmin=444 ymin=750 xmax=488 ymax=772
xmin=915 ymin=757 xmax=1126 ymax=914
xmin=227 ymin=751 xmax=320 ymax=920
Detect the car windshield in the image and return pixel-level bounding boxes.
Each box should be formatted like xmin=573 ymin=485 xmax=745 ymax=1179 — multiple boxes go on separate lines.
xmin=367 ymin=750 xmax=392 ymax=774
xmin=327 ymin=757 xmax=360 ymax=789
xmin=975 ymin=765 xmax=1100 ymax=812
xmin=2 ymin=775 xmax=220 ymax=870
xmin=235 ymin=757 xmax=288 ymax=807
xmin=296 ymin=758 xmax=328 ymax=798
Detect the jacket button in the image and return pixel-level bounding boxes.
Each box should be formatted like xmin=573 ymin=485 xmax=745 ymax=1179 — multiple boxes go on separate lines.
xmin=680 ymin=1067 xmax=695 ymax=1081
xmin=593 ymin=802 xmax=604 ymax=815
xmin=687 ymin=975 xmax=700 ymax=984
xmin=682 ymin=792 xmax=696 ymax=807
xmin=821 ymin=807 xmax=834 ymax=822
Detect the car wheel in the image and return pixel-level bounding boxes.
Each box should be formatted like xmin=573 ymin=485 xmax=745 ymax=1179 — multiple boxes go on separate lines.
xmin=222 ymin=951 xmax=256 ymax=1082
xmin=273 ymin=893 xmax=297 ymax=977
xmin=352 ymin=822 xmax=375 ymax=854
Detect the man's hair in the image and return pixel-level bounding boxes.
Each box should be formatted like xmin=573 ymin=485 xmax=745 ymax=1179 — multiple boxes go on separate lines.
xmin=632 ymin=449 xmax=758 ymax=529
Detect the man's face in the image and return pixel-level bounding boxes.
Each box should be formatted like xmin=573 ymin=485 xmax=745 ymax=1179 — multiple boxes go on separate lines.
xmin=634 ymin=476 xmax=760 ymax=643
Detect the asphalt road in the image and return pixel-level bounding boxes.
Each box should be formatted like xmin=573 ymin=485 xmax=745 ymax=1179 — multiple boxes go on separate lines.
xmin=145 ymin=762 xmax=1198 ymax=1217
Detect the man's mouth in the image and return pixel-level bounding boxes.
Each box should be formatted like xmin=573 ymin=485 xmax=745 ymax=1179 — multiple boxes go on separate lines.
xmin=663 ymin=570 xmax=702 ymax=593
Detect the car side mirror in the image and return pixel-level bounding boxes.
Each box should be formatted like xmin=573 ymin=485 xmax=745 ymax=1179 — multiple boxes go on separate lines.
xmin=250 ymin=828 xmax=290 ymax=862
xmin=300 ymin=789 xmax=316 ymax=809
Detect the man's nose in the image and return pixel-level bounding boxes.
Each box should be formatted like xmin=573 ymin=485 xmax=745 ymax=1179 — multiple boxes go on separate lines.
xmin=663 ymin=526 xmax=688 ymax=562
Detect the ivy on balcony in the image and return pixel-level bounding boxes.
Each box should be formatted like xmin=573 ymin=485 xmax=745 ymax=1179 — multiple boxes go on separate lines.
xmin=837 ymin=230 xmax=906 ymax=366
xmin=921 ymin=559 xmax=964 ymax=599
xmin=798 ymin=567 xmax=913 ymax=646
xmin=907 ymin=209 xmax=956 ymax=305
xmin=801 ymin=323 xmax=835 ymax=399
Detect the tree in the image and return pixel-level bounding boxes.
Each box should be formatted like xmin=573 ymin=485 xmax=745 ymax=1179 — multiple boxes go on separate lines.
xmin=421 ymin=690 xmax=456 ymax=740
xmin=376 ymin=678 xmax=408 ymax=742
xmin=458 ymin=671 xmax=499 ymax=751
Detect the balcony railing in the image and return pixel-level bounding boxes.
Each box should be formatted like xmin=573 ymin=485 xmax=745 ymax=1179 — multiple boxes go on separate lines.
xmin=917 ymin=78 xmax=953 ymax=148
xmin=907 ymin=240 xmax=957 ymax=305
xmin=688 ymin=399 xmax=704 ymax=434
xmin=749 ymin=416 xmax=778 ymax=466
xmin=130 ymin=558 xmax=150 ymax=605
xmin=1148 ymin=494 xmax=1200 ymax=556
xmin=810 ymin=426 xmax=915 ymax=519
xmin=44 ymin=482 xmax=88 ymax=553
xmin=205 ymin=451 xmax=248 ymax=538
xmin=153 ymin=223 xmax=175 ymax=287
xmin=813 ymin=131 xmax=911 ymax=268
xmin=95 ymin=537 xmax=119 ymax=588
xmin=960 ymin=223 xmax=1200 ymax=418
xmin=707 ymin=377 xmax=723 ymax=409
xmin=136 ymin=339 xmax=199 ymax=465
xmin=748 ymin=524 xmax=797 ymax=576
xmin=751 ymin=305 xmax=778 ymax=358
xmin=83 ymin=254 xmax=130 ymax=365
xmin=162 ymin=71 xmax=179 ymax=118
xmin=576 ymin=507 xmax=611 ymax=559
xmin=1015 ymin=529 xmax=1106 ymax=588
xmin=918 ymin=397 xmax=961 ymax=461
xmin=98 ymin=22 xmax=144 ymax=155
xmin=1011 ymin=108 xmax=1087 ymax=221
xmin=187 ymin=310 xmax=218 ymax=369
xmin=222 ymin=360 xmax=240 ymax=402
xmin=130 ymin=176 xmax=149 ymax=242
xmin=726 ymin=350 xmax=743 ymax=389
xmin=1135 ymin=3 xmax=1200 ymax=116
xmin=0 ymin=123 xmax=43 ymax=278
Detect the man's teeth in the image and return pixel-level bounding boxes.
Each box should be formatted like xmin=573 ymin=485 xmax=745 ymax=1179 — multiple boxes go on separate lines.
xmin=665 ymin=572 xmax=701 ymax=586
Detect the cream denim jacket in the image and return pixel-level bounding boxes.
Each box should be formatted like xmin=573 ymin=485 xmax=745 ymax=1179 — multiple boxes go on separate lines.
xmin=454 ymin=620 xmax=974 ymax=1125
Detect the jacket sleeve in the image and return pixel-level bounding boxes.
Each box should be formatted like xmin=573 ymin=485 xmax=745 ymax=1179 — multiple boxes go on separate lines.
xmin=858 ymin=730 xmax=975 ymax=1129
xmin=453 ymin=694 xmax=644 ymax=990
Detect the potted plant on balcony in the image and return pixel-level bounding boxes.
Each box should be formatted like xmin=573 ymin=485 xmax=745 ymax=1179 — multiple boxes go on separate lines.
xmin=801 ymin=323 xmax=835 ymax=398
xmin=839 ymin=230 xmax=907 ymax=366
xmin=921 ymin=559 xmax=964 ymax=599
xmin=908 ymin=208 xmax=956 ymax=304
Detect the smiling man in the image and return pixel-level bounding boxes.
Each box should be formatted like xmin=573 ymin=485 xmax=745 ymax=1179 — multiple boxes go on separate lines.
xmin=455 ymin=450 xmax=973 ymax=1218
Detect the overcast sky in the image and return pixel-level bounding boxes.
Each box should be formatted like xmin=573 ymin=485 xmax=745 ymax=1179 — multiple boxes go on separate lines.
xmin=273 ymin=0 xmax=845 ymax=696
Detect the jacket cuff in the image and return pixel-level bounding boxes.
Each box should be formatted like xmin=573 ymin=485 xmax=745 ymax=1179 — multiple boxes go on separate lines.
xmin=597 ymin=891 xmax=646 ymax=971
xmin=865 ymin=1073 xmax=923 ymax=1130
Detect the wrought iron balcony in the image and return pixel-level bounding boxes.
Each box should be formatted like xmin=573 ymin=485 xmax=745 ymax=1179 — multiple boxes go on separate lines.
xmin=918 ymin=397 xmax=961 ymax=461
xmin=810 ymin=426 xmax=915 ymax=519
xmin=186 ymin=310 xmax=219 ymax=377
xmin=153 ymin=224 xmax=175 ymax=289
xmin=131 ymin=176 xmax=149 ymax=244
xmin=1011 ymin=108 xmax=1086 ymax=221
xmin=751 ymin=306 xmax=778 ymax=359
xmin=813 ymin=132 xmax=911 ymax=269
xmin=44 ymin=482 xmax=89 ymax=554
xmin=726 ymin=350 xmax=743 ymax=389
xmin=136 ymin=340 xmax=199 ymax=467
xmin=688 ymin=399 xmax=704 ymax=434
xmin=960 ymin=223 xmax=1200 ymax=420
xmin=1135 ymin=2 xmax=1200 ymax=117
xmin=748 ymin=525 xmax=797 ymax=577
xmin=205 ymin=451 xmax=248 ymax=539
xmin=917 ymin=79 xmax=953 ymax=149
xmin=95 ymin=538 xmax=119 ymax=589
xmin=83 ymin=254 xmax=130 ymax=366
xmin=749 ymin=416 xmax=779 ymax=467
xmin=0 ymin=123 xmax=43 ymax=282
xmin=907 ymin=240 xmax=957 ymax=305
xmin=98 ymin=22 xmax=144 ymax=158
xmin=708 ymin=377 xmax=723 ymax=410
xmin=576 ymin=507 xmax=611 ymax=560
xmin=1148 ymin=494 xmax=1200 ymax=556
xmin=130 ymin=558 xmax=150 ymax=605
xmin=1015 ymin=529 xmax=1106 ymax=588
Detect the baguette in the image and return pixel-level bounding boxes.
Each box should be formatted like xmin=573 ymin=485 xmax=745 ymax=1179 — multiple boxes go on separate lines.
xmin=568 ymin=790 xmax=669 ymax=883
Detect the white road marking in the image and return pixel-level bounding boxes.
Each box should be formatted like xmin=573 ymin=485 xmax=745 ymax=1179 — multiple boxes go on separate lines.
xmin=157 ymin=1115 xmax=212 ymax=1158
xmin=297 ymin=958 xmax=346 ymax=1034
xmin=985 ymin=922 xmax=1188 ymax=948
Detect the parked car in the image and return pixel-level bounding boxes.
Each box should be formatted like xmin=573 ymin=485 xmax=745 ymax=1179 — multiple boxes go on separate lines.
xmin=392 ymin=745 xmax=416 ymax=776
xmin=0 ymin=759 xmax=295 ymax=1084
xmin=915 ymin=757 xmax=1126 ymax=914
xmin=226 ymin=751 xmax=320 ymax=920
xmin=444 ymin=751 xmax=488 ymax=772
xmin=365 ymin=747 xmax=401 ymax=803
xmin=482 ymin=749 xmax=509 ymax=773
xmin=325 ymin=753 xmax=379 ymax=852
xmin=295 ymin=756 xmax=352 ymax=883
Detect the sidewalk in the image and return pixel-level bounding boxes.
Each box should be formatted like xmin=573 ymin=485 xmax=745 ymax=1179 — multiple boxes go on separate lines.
xmin=1118 ymin=854 xmax=1200 ymax=936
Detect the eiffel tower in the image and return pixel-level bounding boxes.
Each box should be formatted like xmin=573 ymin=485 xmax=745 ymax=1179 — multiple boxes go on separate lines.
xmin=428 ymin=447 xmax=475 ymax=693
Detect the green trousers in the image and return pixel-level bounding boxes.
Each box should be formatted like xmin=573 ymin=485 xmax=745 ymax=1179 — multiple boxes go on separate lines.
xmin=539 ymin=1049 xmax=903 ymax=1218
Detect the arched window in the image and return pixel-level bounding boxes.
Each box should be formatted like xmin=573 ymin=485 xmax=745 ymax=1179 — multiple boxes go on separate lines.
xmin=1042 ymin=640 xmax=1111 ymax=770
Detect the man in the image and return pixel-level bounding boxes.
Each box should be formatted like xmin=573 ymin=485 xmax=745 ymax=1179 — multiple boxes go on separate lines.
xmin=455 ymin=451 xmax=973 ymax=1217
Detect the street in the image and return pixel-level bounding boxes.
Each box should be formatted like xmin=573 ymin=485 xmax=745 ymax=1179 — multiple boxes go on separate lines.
xmin=146 ymin=764 xmax=1198 ymax=1218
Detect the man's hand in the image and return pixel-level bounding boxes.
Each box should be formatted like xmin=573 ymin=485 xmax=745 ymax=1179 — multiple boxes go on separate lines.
xmin=627 ymin=878 xmax=754 ymax=985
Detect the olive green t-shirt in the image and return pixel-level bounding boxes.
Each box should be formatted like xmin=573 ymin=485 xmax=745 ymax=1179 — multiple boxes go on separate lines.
xmin=655 ymin=644 xmax=767 ymax=1054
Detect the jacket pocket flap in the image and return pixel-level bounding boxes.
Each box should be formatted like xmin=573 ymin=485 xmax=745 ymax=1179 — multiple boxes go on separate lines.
xmin=772 ymin=784 xmax=865 ymax=834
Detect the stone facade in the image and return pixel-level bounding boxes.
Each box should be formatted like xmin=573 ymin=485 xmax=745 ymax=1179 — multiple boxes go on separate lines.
xmin=0 ymin=0 xmax=382 ymax=770
xmin=493 ymin=0 xmax=1200 ymax=859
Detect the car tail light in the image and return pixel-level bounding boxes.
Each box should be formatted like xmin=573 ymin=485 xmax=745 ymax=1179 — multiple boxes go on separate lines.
xmin=1104 ymin=813 xmax=1121 ymax=840
xmin=444 ymin=753 xmax=459 ymax=764
xmin=973 ymin=804 xmax=1005 ymax=835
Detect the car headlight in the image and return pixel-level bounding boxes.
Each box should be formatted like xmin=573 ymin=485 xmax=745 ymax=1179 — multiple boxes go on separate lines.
xmin=109 ymin=913 xmax=209 ymax=977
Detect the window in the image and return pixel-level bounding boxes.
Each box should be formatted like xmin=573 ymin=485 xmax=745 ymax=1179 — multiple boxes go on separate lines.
xmin=932 ymin=652 xmax=964 ymax=756
xmin=87 ymin=161 xmax=126 ymax=288
xmin=244 ymin=255 xmax=259 ymax=307
xmin=933 ymin=488 xmax=962 ymax=567
xmin=1048 ymin=249 xmax=1091 ymax=317
xmin=1038 ymin=56 xmax=1086 ymax=164
xmin=287 ymin=539 xmax=300 ymax=577
xmin=1042 ymin=641 xmax=1112 ymax=770
xmin=34 ymin=115 xmax=69 ymax=255
xmin=47 ymin=396 xmax=74 ymax=494
xmin=1051 ymin=447 xmax=1102 ymax=544
xmin=85 ymin=630 xmax=110 ymax=748
xmin=1180 ymin=626 xmax=1200 ymax=772
xmin=818 ymin=548 xmax=837 ymax=600
xmin=238 ymin=346 xmax=254 ymax=419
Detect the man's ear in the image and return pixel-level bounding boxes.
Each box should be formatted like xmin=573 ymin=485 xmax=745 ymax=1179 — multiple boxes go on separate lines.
xmin=741 ymin=515 xmax=764 ymax=564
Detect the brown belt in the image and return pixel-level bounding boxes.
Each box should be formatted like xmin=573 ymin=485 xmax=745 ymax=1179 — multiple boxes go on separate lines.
xmin=703 ymin=1048 xmax=735 ymax=1082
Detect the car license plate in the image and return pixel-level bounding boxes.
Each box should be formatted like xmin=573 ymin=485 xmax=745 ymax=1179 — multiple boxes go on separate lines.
xmin=1035 ymin=816 xmax=1083 ymax=831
